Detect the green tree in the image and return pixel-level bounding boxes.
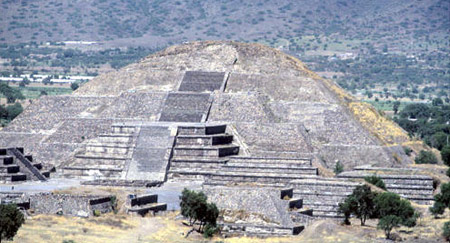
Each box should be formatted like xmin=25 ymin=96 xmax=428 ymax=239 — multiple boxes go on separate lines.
xmin=415 ymin=150 xmax=438 ymax=164
xmin=0 ymin=204 xmax=25 ymax=243
xmin=377 ymin=215 xmax=401 ymax=239
xmin=374 ymin=192 xmax=417 ymax=227
xmin=352 ymin=185 xmax=377 ymax=226
xmin=393 ymin=101 xmax=400 ymax=114
xmin=70 ymin=82 xmax=79 ymax=91
xmin=338 ymin=195 xmax=358 ymax=225
xmin=441 ymin=145 xmax=450 ymax=166
xmin=430 ymin=132 xmax=448 ymax=151
xmin=432 ymin=98 xmax=443 ymax=106
xmin=430 ymin=201 xmax=446 ymax=218
xmin=6 ymin=103 xmax=23 ymax=120
xmin=179 ymin=188 xmax=219 ymax=235
xmin=364 ymin=175 xmax=386 ymax=190
xmin=444 ymin=221 xmax=450 ymax=241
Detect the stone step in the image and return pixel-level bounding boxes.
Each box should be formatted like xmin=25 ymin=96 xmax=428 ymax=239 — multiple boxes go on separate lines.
xmin=208 ymin=172 xmax=317 ymax=184
xmin=1 ymin=156 xmax=14 ymax=165
xmin=76 ymin=153 xmax=129 ymax=160
xmin=62 ymin=167 xmax=123 ymax=179
xmin=178 ymin=71 xmax=225 ymax=92
xmin=385 ymin=184 xmax=434 ymax=190
xmin=95 ymin=136 xmax=133 ymax=144
xmin=382 ymin=179 xmax=434 ymax=187
xmin=388 ymin=188 xmax=434 ymax=196
xmin=0 ymin=165 xmax=20 ymax=174
xmin=170 ymin=162 xmax=223 ymax=170
xmin=0 ymin=173 xmax=27 ymax=182
xmin=312 ymin=210 xmax=342 ymax=218
xmin=289 ymin=179 xmax=361 ymax=188
xmin=168 ymin=170 xmax=211 ymax=181
xmin=175 ymin=134 xmax=233 ymax=146
xmin=228 ymin=156 xmax=312 ymax=166
xmin=220 ymin=223 xmax=304 ymax=236
xmin=111 ymin=125 xmax=137 ymax=134
xmin=127 ymin=203 xmax=167 ymax=215
xmin=177 ymin=124 xmax=227 ymax=135
xmin=226 ymin=161 xmax=313 ymax=169
xmin=85 ymin=144 xmax=130 ymax=155
xmin=222 ymin=165 xmax=318 ymax=175
xmin=171 ymin=156 xmax=229 ymax=164
xmin=173 ymin=145 xmax=239 ymax=157
xmin=71 ymin=158 xmax=127 ymax=167
xmin=294 ymin=186 xmax=355 ymax=194
xmin=288 ymin=198 xmax=303 ymax=209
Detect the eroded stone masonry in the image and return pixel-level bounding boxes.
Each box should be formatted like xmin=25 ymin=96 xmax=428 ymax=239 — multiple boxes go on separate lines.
xmin=0 ymin=42 xmax=438 ymax=237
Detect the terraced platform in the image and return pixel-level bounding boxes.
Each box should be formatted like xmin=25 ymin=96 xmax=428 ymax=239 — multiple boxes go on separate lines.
xmin=0 ymin=148 xmax=54 ymax=183
xmin=338 ymin=167 xmax=435 ymax=205
xmin=168 ymin=124 xmax=239 ymax=180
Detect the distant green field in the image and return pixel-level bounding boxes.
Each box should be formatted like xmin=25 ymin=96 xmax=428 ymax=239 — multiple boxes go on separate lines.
xmin=363 ymin=100 xmax=420 ymax=112
xmin=0 ymin=86 xmax=73 ymax=100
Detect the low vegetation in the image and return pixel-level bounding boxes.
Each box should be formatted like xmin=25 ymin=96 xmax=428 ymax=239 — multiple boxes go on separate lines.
xmin=415 ymin=150 xmax=439 ymax=164
xmin=0 ymin=204 xmax=25 ymax=243
xmin=339 ymin=186 xmax=417 ymax=239
xmin=364 ymin=175 xmax=386 ymax=190
xmin=429 ymin=182 xmax=450 ymax=218
xmin=180 ymin=188 xmax=219 ymax=238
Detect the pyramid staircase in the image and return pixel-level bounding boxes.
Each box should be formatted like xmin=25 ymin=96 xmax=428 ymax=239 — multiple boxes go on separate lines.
xmin=63 ymin=124 xmax=138 ymax=179
xmin=0 ymin=147 xmax=54 ymax=183
xmin=168 ymin=124 xmax=239 ymax=180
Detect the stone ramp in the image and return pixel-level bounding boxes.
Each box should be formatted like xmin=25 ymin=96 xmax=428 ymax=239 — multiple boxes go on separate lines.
xmin=125 ymin=125 xmax=175 ymax=181
xmin=159 ymin=92 xmax=212 ymax=122
xmin=178 ymin=71 xmax=226 ymax=92
xmin=0 ymin=148 xmax=53 ymax=183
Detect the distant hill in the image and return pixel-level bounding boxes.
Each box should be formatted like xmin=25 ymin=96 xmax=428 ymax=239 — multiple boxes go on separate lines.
xmin=1 ymin=0 xmax=448 ymax=51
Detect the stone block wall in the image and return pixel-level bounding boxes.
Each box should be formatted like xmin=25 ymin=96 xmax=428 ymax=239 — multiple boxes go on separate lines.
xmin=29 ymin=193 xmax=113 ymax=217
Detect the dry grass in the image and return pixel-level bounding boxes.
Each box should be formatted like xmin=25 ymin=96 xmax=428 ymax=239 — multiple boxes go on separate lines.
xmin=11 ymin=209 xmax=448 ymax=243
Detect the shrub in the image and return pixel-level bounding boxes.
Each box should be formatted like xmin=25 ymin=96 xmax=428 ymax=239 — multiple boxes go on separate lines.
xmin=374 ymin=192 xmax=417 ymax=227
xmin=70 ymin=82 xmax=79 ymax=91
xmin=364 ymin=175 xmax=386 ymax=190
xmin=338 ymin=185 xmax=376 ymax=226
xmin=180 ymin=188 xmax=219 ymax=233
xmin=430 ymin=201 xmax=446 ymax=217
xmin=203 ymin=223 xmax=219 ymax=238
xmin=446 ymin=168 xmax=450 ymax=178
xmin=93 ymin=210 xmax=101 ymax=217
xmin=378 ymin=215 xmax=401 ymax=240
xmin=415 ymin=150 xmax=438 ymax=164
xmin=444 ymin=221 xmax=450 ymax=241
xmin=0 ymin=204 xmax=25 ymax=242
xmin=334 ymin=161 xmax=344 ymax=174
xmin=403 ymin=146 xmax=412 ymax=156
xmin=441 ymin=145 xmax=450 ymax=166
xmin=338 ymin=195 xmax=357 ymax=225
